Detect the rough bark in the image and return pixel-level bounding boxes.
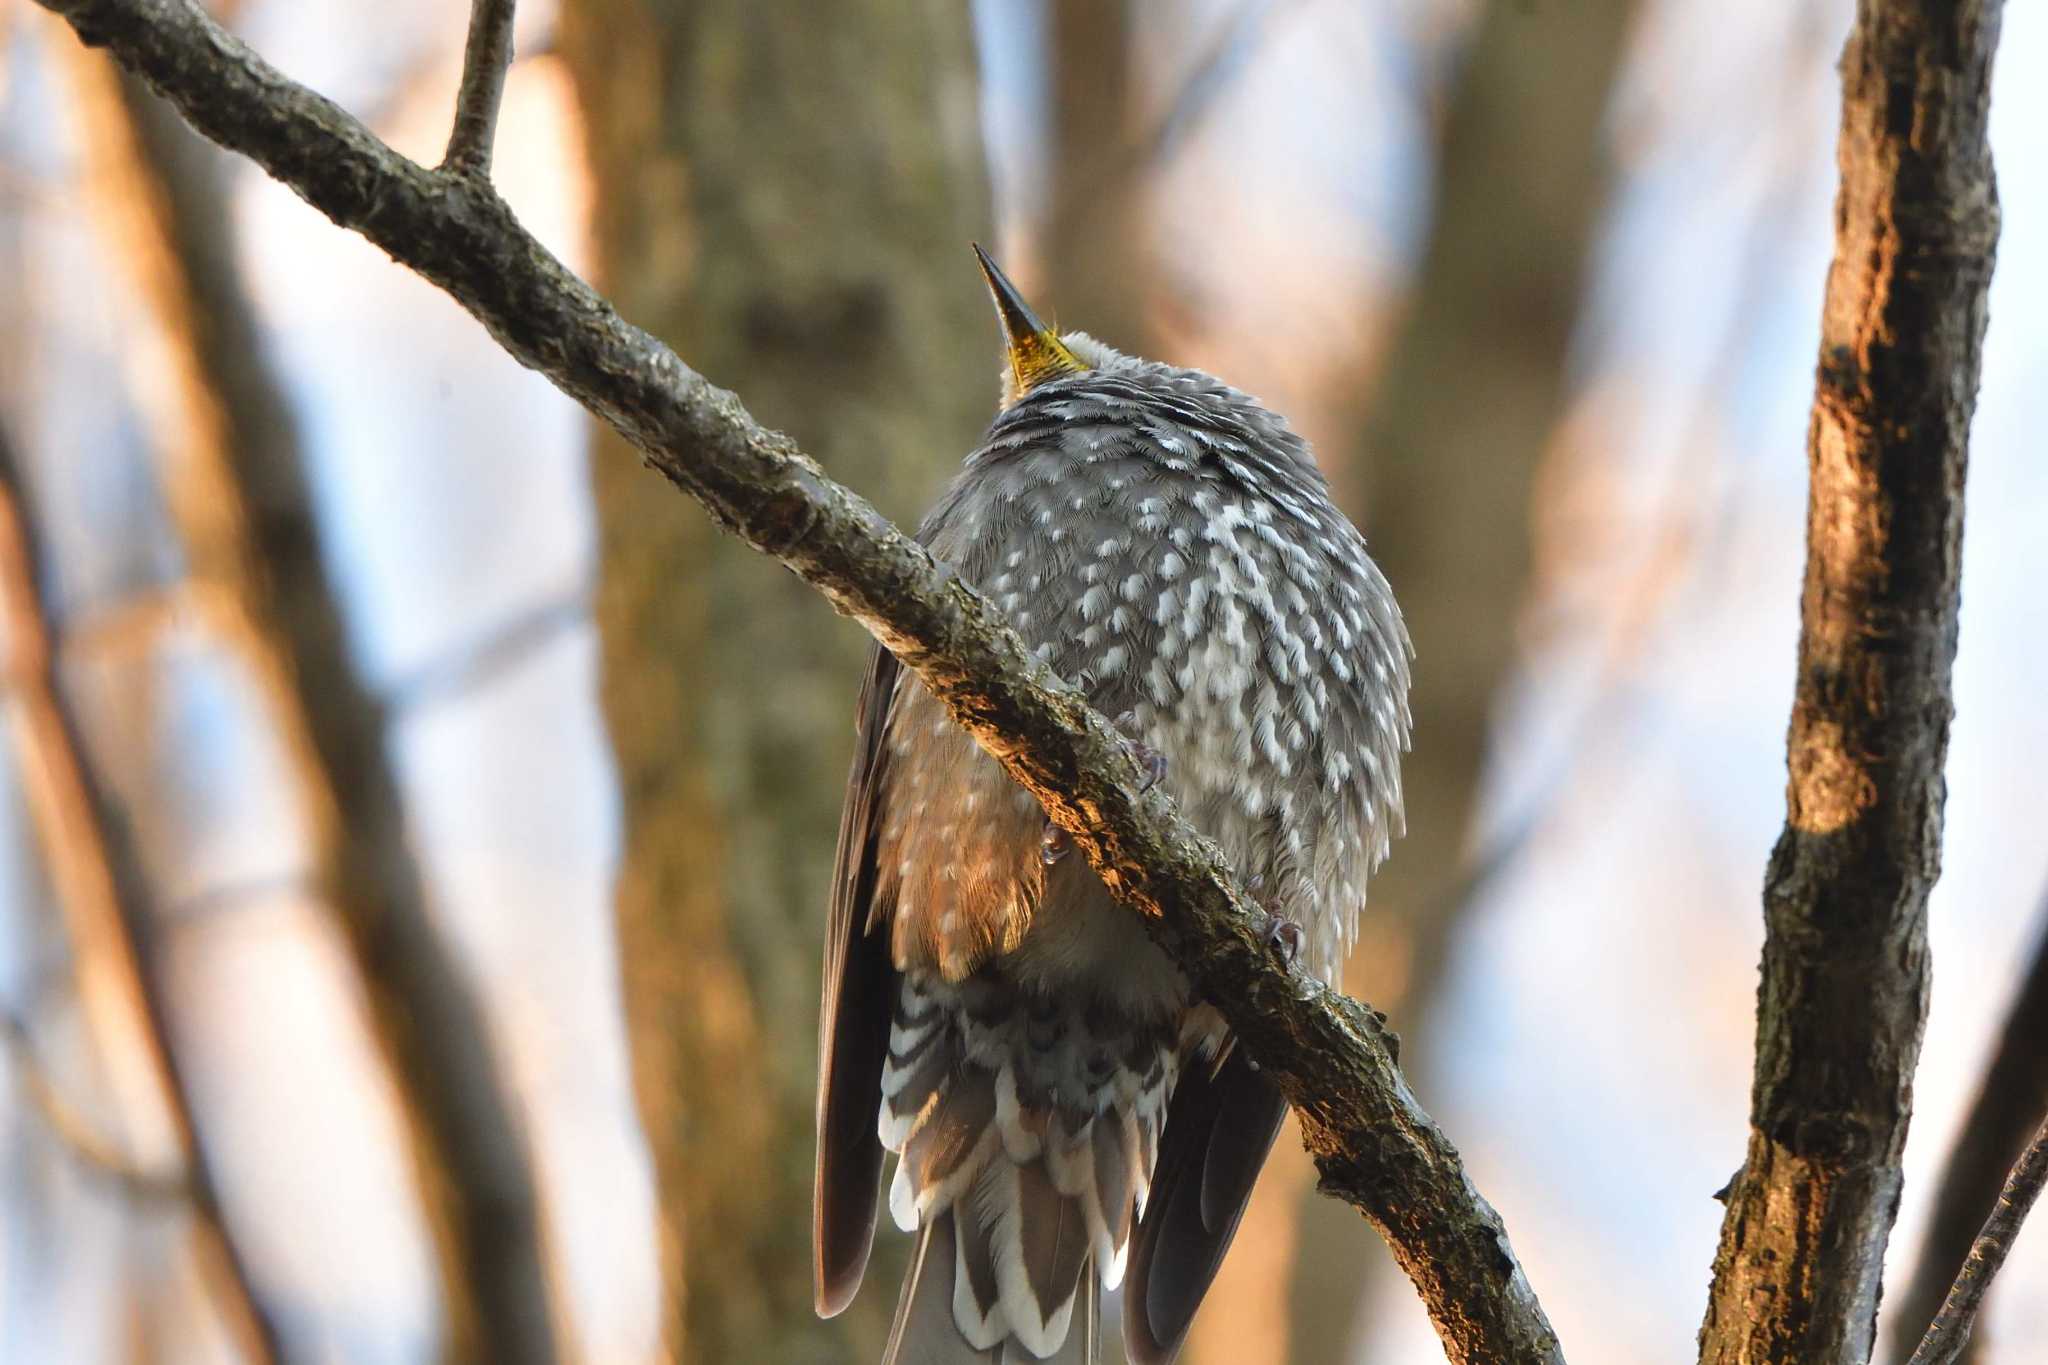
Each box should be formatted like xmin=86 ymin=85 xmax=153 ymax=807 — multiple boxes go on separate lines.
xmin=1890 ymin=904 xmax=2048 ymax=1364
xmin=54 ymin=36 xmax=560 ymax=1365
xmin=0 ymin=442 xmax=281 ymax=1362
xmin=557 ymin=2 xmax=993 ymax=1359
xmin=1299 ymin=3 xmax=1638 ymax=1356
xmin=1697 ymin=3 xmax=2002 ymax=1362
xmin=32 ymin=1 xmax=1566 ymax=1357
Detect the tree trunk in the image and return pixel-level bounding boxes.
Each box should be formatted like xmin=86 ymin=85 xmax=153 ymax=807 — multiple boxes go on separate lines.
xmin=1698 ymin=2 xmax=2000 ymax=1359
xmin=558 ymin=6 xmax=992 ymax=1359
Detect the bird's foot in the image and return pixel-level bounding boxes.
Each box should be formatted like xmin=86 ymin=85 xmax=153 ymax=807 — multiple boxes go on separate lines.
xmin=1244 ymin=876 xmax=1304 ymax=969
xmin=1112 ymin=710 xmax=1168 ymax=792
xmin=1044 ymin=713 xmax=1165 ymax=867
xmin=1262 ymin=913 xmax=1305 ymax=968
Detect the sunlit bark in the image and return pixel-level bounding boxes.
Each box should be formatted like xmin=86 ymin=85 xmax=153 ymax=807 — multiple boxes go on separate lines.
xmin=1699 ymin=1 xmax=2001 ymax=1358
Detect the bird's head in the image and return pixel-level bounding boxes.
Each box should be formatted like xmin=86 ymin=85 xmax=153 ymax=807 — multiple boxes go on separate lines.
xmin=972 ymin=244 xmax=1126 ymax=408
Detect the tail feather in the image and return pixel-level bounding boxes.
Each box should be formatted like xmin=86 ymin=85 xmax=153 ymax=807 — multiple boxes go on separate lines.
xmin=880 ymin=972 xmax=1169 ymax=1361
xmin=883 ymin=1206 xmax=1101 ymax=1365
xmin=885 ymin=1211 xmax=968 ymax=1365
xmin=991 ymin=1159 xmax=1088 ymax=1355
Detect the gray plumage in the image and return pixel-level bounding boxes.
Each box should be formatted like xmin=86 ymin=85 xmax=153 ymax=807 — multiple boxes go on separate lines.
xmin=816 ymin=267 xmax=1410 ymax=1365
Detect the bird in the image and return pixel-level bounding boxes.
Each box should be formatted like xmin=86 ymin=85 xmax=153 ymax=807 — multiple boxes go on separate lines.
xmin=814 ymin=246 xmax=1411 ymax=1363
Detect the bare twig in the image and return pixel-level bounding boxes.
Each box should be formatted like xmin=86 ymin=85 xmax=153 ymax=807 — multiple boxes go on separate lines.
xmin=387 ymin=581 xmax=589 ymax=715
xmin=0 ymin=442 xmax=283 ymax=1362
xmin=56 ymin=40 xmax=560 ymax=1364
xmin=442 ymin=0 xmax=516 ymax=176
xmin=1892 ymin=902 xmax=2048 ymax=1363
xmin=31 ymin=2 xmax=1564 ymax=1356
xmin=1 ymin=1013 xmax=190 ymax=1203
xmin=1127 ymin=0 xmax=1303 ymax=173
xmin=1698 ymin=2 xmax=2002 ymax=1360
xmin=1908 ymin=1113 xmax=2048 ymax=1365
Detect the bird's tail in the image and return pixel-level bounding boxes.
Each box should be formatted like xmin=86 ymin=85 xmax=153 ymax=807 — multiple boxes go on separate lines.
xmin=876 ymin=973 xmax=1173 ymax=1363
xmin=883 ymin=1208 xmax=1098 ymax=1365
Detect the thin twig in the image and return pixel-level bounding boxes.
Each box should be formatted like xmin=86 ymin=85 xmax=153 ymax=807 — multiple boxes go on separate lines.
xmin=0 ymin=440 xmax=284 ymax=1362
xmin=386 ymin=581 xmax=590 ymax=715
xmin=30 ymin=2 xmax=1563 ymax=1357
xmin=442 ymin=0 xmax=517 ymax=176
xmin=1892 ymin=901 xmax=2048 ymax=1363
xmin=1127 ymin=0 xmax=1301 ymax=173
xmin=1908 ymin=1113 xmax=2048 ymax=1365
xmin=1 ymin=1013 xmax=190 ymax=1204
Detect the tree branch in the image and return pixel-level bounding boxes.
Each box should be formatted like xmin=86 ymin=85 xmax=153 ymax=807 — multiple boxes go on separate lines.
xmin=1698 ymin=2 xmax=2002 ymax=1361
xmin=1891 ymin=900 xmax=2048 ymax=1363
xmin=32 ymin=0 xmax=1562 ymax=1357
xmin=1908 ymin=1113 xmax=2048 ymax=1365
xmin=55 ymin=35 xmax=561 ymax=1364
xmin=443 ymin=0 xmax=516 ymax=176
xmin=0 ymin=442 xmax=282 ymax=1363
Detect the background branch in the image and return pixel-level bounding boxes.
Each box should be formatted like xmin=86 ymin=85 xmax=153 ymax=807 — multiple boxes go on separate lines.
xmin=54 ymin=32 xmax=562 ymax=1364
xmin=1698 ymin=1 xmax=2002 ymax=1360
xmin=32 ymin=0 xmax=1564 ymax=1357
xmin=1909 ymin=1114 xmax=2048 ymax=1365
xmin=0 ymin=441 xmax=281 ymax=1363
xmin=1289 ymin=1 xmax=1639 ymax=1353
xmin=0 ymin=1013 xmax=190 ymax=1205
xmin=1891 ymin=898 xmax=2048 ymax=1363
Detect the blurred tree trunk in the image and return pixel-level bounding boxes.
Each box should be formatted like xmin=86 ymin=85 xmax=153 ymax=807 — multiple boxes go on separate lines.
xmin=1041 ymin=0 xmax=1153 ymax=352
xmin=1294 ymin=3 xmax=1638 ymax=1360
xmin=559 ymin=6 xmax=992 ymax=1360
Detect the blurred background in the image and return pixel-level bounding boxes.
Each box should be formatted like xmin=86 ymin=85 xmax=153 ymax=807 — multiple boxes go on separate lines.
xmin=1 ymin=0 xmax=2044 ymax=1361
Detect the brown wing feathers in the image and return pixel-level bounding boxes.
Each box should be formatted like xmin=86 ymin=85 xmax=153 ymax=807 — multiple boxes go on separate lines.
xmin=815 ymin=647 xmax=903 ymax=1316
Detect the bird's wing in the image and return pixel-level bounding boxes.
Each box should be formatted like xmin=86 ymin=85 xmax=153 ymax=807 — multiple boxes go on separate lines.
xmin=815 ymin=643 xmax=904 ymax=1316
xmin=1122 ymin=1041 xmax=1289 ymax=1365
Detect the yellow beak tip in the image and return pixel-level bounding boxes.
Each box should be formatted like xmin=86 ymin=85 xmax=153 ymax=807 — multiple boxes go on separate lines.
xmin=971 ymin=244 xmax=1088 ymax=398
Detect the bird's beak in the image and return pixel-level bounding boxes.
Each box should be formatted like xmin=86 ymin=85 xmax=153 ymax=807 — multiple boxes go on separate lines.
xmin=973 ymin=244 xmax=1088 ymax=402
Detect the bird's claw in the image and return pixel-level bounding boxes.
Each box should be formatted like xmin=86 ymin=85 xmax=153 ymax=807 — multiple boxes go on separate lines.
xmin=1246 ymin=880 xmax=1303 ymax=968
xmin=1044 ymin=714 xmax=1166 ymax=867
xmin=1262 ymin=913 xmax=1305 ymax=968
xmin=1112 ymin=710 xmax=1168 ymax=793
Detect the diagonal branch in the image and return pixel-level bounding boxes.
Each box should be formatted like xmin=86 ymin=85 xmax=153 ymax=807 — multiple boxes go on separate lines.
xmin=1698 ymin=1 xmax=2002 ymax=1361
xmin=443 ymin=0 xmax=517 ymax=176
xmin=1908 ymin=1113 xmax=2048 ymax=1365
xmin=0 ymin=443 xmax=282 ymax=1363
xmin=33 ymin=0 xmax=1561 ymax=1358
